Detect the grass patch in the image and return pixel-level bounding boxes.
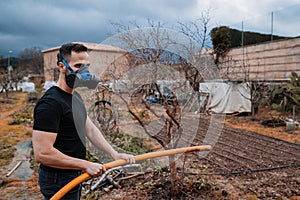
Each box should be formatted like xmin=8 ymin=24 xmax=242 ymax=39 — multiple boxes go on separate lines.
xmin=107 ymin=130 xmax=151 ymax=155
xmin=8 ymin=104 xmax=34 ymax=125
xmin=87 ymin=129 xmax=152 ymax=164
xmin=0 ymin=140 xmax=16 ymax=166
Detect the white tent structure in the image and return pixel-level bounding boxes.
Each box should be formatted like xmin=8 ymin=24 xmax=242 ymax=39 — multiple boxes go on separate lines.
xmin=200 ymin=82 xmax=251 ymax=114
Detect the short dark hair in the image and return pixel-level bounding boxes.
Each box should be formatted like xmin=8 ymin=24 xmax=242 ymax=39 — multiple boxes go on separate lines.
xmin=57 ymin=43 xmax=88 ymax=63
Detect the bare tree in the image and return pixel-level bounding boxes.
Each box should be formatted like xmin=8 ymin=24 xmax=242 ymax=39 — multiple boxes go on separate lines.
xmin=94 ymin=14 xmax=214 ymax=197
xmin=0 ymin=73 xmax=11 ymax=97
xmin=0 ymin=56 xmax=16 ymax=97
xmin=0 ymin=47 xmax=44 ymax=97
xmin=19 ymin=47 xmax=44 ymax=75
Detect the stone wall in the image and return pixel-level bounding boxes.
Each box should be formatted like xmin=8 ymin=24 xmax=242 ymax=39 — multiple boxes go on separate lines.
xmin=219 ymin=37 xmax=300 ymax=81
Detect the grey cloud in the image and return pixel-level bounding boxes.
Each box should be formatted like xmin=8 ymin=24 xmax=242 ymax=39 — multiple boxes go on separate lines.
xmin=0 ymin=0 xmax=299 ymax=57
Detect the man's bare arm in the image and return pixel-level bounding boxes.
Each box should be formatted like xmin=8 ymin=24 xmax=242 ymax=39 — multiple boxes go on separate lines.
xmin=85 ymin=117 xmax=135 ymax=164
xmin=32 ymin=130 xmax=105 ymax=177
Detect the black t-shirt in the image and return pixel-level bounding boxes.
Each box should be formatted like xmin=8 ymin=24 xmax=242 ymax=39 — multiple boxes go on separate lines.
xmin=33 ymin=86 xmax=87 ymax=172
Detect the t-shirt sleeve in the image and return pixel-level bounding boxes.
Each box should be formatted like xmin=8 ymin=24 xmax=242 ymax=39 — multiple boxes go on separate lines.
xmin=33 ymin=98 xmax=62 ymax=133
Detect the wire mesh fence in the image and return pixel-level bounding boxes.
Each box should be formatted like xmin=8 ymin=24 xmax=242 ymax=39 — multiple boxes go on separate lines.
xmin=229 ymin=3 xmax=300 ymax=40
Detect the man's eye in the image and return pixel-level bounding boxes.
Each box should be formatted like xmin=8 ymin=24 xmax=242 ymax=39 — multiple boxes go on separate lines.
xmin=74 ymin=64 xmax=84 ymax=68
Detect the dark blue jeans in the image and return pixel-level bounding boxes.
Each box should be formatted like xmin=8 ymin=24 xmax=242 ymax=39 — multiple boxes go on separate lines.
xmin=38 ymin=167 xmax=82 ymax=200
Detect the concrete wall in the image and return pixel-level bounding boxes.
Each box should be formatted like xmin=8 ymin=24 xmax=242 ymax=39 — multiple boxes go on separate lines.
xmin=219 ymin=37 xmax=300 ymax=81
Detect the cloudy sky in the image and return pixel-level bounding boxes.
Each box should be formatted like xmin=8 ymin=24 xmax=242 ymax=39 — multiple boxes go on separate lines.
xmin=0 ymin=0 xmax=299 ymax=57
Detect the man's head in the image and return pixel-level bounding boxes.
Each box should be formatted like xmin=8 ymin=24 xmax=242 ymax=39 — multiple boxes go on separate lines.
xmin=56 ymin=43 xmax=99 ymax=89
xmin=57 ymin=43 xmax=88 ymax=65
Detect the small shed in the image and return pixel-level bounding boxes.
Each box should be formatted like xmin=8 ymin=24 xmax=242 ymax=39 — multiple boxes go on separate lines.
xmin=42 ymin=42 xmax=127 ymax=83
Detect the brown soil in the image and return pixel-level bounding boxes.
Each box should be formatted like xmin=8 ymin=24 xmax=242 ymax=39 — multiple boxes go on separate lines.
xmin=89 ymin=113 xmax=299 ymax=200
xmin=0 ymin=92 xmax=42 ymax=200
xmin=225 ymin=106 xmax=300 ymax=143
xmin=0 ymin=92 xmax=299 ymax=200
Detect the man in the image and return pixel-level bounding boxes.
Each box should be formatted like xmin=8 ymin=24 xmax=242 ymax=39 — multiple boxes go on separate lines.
xmin=32 ymin=43 xmax=135 ymax=199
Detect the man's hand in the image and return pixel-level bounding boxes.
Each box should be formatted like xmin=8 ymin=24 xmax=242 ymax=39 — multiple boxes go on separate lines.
xmin=85 ymin=162 xmax=106 ymax=178
xmin=114 ymin=153 xmax=135 ymax=164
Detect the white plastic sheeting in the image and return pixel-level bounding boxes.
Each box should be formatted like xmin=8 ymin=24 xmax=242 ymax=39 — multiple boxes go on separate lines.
xmin=43 ymin=81 xmax=56 ymax=90
xmin=200 ymin=82 xmax=251 ymax=114
xmin=22 ymin=82 xmax=35 ymax=92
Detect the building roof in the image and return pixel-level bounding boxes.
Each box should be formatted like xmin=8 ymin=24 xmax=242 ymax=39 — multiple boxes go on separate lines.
xmin=42 ymin=42 xmax=126 ymax=53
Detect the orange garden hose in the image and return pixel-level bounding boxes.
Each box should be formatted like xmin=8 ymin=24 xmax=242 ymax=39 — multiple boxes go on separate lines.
xmin=50 ymin=145 xmax=211 ymax=200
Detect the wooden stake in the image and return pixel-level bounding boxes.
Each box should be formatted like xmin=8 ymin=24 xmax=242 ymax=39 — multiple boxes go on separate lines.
xmin=6 ymin=161 xmax=22 ymax=177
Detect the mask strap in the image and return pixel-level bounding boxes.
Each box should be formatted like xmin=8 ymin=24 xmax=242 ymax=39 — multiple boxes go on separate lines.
xmin=62 ymin=58 xmax=74 ymax=73
xmin=58 ymin=53 xmax=74 ymax=73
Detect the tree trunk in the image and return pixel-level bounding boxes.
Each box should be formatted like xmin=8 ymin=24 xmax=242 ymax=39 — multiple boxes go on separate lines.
xmin=169 ymin=154 xmax=179 ymax=197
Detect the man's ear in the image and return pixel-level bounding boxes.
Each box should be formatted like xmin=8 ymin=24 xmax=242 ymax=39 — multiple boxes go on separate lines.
xmin=57 ymin=61 xmax=66 ymax=72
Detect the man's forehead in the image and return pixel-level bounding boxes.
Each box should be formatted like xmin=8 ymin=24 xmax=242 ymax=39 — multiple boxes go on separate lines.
xmin=70 ymin=51 xmax=89 ymax=61
xmin=71 ymin=51 xmax=88 ymax=57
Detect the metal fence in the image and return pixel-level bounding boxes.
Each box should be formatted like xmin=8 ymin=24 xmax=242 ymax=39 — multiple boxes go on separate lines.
xmin=229 ymin=3 xmax=300 ymax=40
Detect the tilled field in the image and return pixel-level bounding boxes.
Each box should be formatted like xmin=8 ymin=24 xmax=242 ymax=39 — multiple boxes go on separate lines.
xmin=186 ymin=116 xmax=300 ymax=199
xmin=97 ymin=115 xmax=299 ymax=200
